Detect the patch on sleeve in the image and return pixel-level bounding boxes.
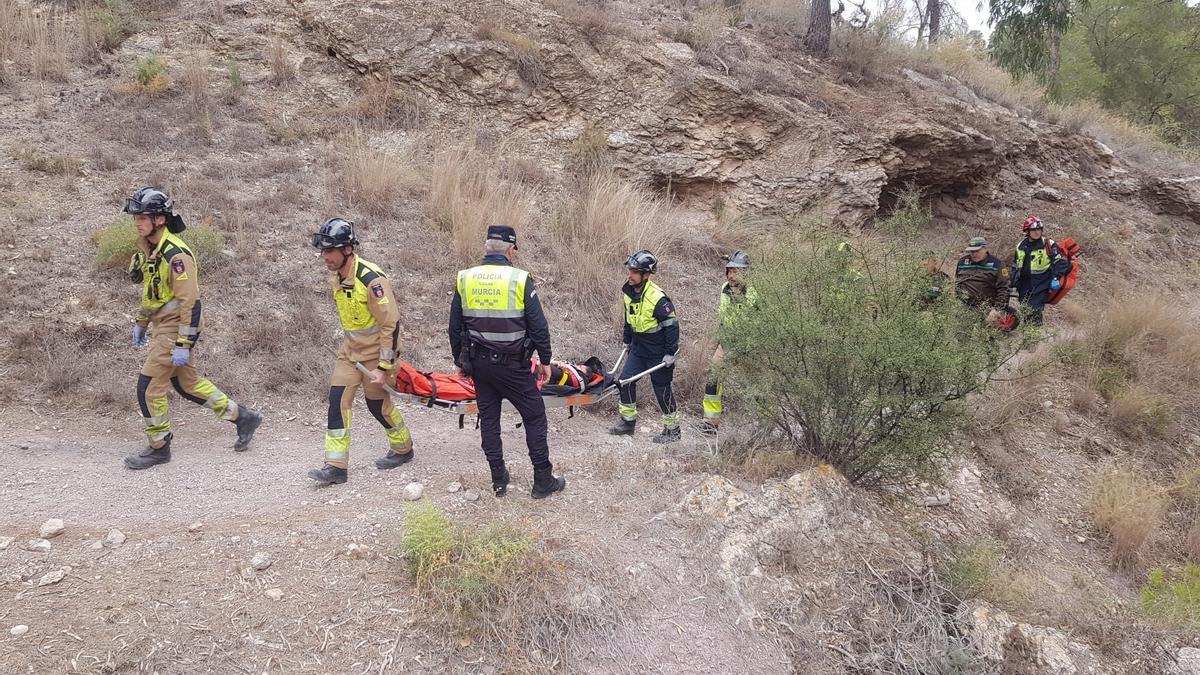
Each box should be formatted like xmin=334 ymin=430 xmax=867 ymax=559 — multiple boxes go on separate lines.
xmin=371 ymin=283 xmax=385 ymax=299
xmin=1001 ymin=268 xmax=1010 ymax=279
xmin=171 ymin=258 xmax=185 ymax=274
xmin=660 ymin=302 xmax=674 ymax=316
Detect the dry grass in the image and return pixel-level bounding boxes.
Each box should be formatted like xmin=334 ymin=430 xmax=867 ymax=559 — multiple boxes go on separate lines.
xmin=268 ymin=37 xmax=295 ymax=85
xmin=1065 ymin=296 xmax=1200 ymax=440
xmin=976 ymin=443 xmax=1040 ymax=502
xmin=30 ymin=7 xmax=69 ymax=83
xmin=546 ymin=0 xmax=623 ymax=45
xmin=664 ymin=3 xmax=732 ymax=53
xmin=475 ymin=25 xmax=545 ymax=87
xmin=1089 ymin=471 xmax=1168 ymax=572
xmin=12 ymin=146 xmax=82 ymax=175
xmin=344 ymin=77 xmax=425 ymax=131
xmin=1187 ymin=523 xmax=1200 ymax=563
xmin=1109 ymin=388 xmax=1172 ymax=437
xmin=549 ymin=170 xmax=705 ymax=311
xmin=184 ymin=47 xmax=213 ymax=136
xmin=744 ymin=0 xmax=809 ymax=34
xmin=913 ymin=39 xmax=1196 ymax=165
xmin=425 ymin=144 xmax=536 ymax=263
xmin=342 ymin=135 xmax=425 ymax=217
xmin=565 ymin=124 xmax=610 ymax=177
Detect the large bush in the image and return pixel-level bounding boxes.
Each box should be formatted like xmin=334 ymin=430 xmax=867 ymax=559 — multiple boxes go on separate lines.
xmin=718 ymin=215 xmax=1030 ymax=486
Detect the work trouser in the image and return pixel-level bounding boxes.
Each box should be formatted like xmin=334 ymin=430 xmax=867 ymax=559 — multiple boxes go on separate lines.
xmin=1017 ymin=281 xmax=1050 ymax=325
xmin=618 ymin=350 xmax=679 ymax=430
xmin=324 ymin=354 xmax=412 ymax=469
xmin=703 ymin=346 xmax=724 ymax=425
xmin=138 ymin=327 xmax=240 ymax=449
xmin=471 ymin=353 xmax=552 ymax=473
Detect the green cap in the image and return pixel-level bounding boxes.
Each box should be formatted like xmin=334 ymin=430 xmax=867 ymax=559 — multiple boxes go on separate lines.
xmin=965 ymin=236 xmax=988 ymax=252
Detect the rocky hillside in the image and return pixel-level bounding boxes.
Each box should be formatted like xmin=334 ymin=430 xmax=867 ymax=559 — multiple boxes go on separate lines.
xmin=1 ymin=0 xmax=1199 ymax=673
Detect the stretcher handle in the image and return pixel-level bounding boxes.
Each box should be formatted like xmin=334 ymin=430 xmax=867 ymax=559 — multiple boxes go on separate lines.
xmin=618 ymin=361 xmax=669 ymax=387
xmin=353 ymin=361 xmax=406 ymax=399
xmin=607 ymin=346 xmax=628 ymax=377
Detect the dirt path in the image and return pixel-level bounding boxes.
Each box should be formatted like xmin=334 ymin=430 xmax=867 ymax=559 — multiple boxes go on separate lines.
xmin=0 ymin=404 xmax=790 ymax=673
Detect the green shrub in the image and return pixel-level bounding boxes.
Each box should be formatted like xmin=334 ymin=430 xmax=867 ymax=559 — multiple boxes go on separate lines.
xmin=719 ymin=201 xmax=1032 ymax=486
xmin=96 ymin=0 xmax=135 ymax=52
xmin=95 ymin=217 xmax=225 ymax=269
xmin=133 ymin=55 xmax=169 ymax=93
xmin=401 ymin=500 xmax=458 ymax=578
xmin=95 ymin=217 xmax=140 ymax=268
xmin=941 ymin=542 xmax=1012 ymax=601
xmin=1141 ymin=565 xmax=1200 ymax=627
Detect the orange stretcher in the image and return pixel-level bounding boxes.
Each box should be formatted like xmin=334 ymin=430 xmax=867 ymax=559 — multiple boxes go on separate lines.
xmin=354 ymin=348 xmax=667 ymax=428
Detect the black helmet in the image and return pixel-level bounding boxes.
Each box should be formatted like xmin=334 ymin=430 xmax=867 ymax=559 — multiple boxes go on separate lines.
xmin=724 ymin=250 xmax=751 ymax=269
xmin=124 ymin=187 xmax=186 ymax=233
xmin=312 ymin=218 xmax=359 ymax=249
xmin=625 ymin=249 xmax=658 ymax=273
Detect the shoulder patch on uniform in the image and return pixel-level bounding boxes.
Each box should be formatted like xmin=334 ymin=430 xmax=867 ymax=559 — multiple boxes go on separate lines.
xmin=660 ymin=301 xmax=674 ymax=316
xmin=371 ymin=283 xmax=385 ymax=298
xmin=171 ymin=258 xmax=185 ymax=274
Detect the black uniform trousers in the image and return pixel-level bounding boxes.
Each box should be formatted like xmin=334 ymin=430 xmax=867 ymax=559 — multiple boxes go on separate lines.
xmin=471 ymin=354 xmax=552 ymax=473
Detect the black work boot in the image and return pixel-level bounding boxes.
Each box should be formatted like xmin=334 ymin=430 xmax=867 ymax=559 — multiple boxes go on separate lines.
xmin=652 ymin=426 xmax=682 ymax=444
xmin=125 ymin=434 xmax=172 ymax=470
xmin=308 ymin=464 xmax=348 ymax=485
xmin=608 ymin=418 xmax=636 ymax=436
xmin=491 ymin=465 xmax=510 ymax=497
xmin=531 ymin=467 xmax=566 ymax=499
xmin=233 ymin=409 xmax=263 ymax=452
xmin=375 ymin=448 xmax=414 ymax=469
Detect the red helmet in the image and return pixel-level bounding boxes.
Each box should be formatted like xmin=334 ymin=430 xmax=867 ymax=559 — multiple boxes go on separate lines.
xmin=1021 ymin=216 xmax=1043 ymax=232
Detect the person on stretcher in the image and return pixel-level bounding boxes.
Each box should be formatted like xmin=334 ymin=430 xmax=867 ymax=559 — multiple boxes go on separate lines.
xmin=390 ymin=356 xmax=609 ymax=402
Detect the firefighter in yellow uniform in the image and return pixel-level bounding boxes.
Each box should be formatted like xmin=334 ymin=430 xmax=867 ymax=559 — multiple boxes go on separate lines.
xmin=308 ymin=218 xmax=413 ymax=485
xmin=123 ymin=187 xmax=262 ymax=470
xmin=702 ymin=250 xmax=757 ymax=433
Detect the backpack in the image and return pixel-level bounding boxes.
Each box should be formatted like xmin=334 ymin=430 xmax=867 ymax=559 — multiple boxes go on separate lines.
xmin=1047 ymin=237 xmax=1081 ymax=305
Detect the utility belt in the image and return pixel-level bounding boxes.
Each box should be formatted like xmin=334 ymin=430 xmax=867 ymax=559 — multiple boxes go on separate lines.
xmin=463 ymin=335 xmax=534 ymax=369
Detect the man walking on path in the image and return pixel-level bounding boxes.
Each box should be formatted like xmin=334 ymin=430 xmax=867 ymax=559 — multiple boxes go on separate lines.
xmin=122 ymin=187 xmax=262 ymax=470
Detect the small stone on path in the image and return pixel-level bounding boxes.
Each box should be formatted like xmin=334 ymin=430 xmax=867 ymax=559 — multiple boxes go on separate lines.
xmin=26 ymin=539 xmax=51 ymax=553
xmin=404 ymin=482 xmax=424 ymax=501
xmin=264 ymin=588 xmax=283 ymax=601
xmin=250 ymin=552 xmax=272 ymax=571
xmin=464 ymin=490 xmax=480 ymax=502
xmin=103 ymin=529 xmax=126 ymax=548
xmin=39 ymin=519 xmax=65 ymax=539
xmin=10 ymin=625 xmax=28 ymax=637
xmin=446 ymin=481 xmax=462 ymax=494
xmin=37 ymin=570 xmax=65 ymax=587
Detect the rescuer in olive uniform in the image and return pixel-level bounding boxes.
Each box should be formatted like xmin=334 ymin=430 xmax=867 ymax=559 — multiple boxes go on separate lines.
xmin=702 ymin=250 xmax=757 ymax=433
xmin=308 ymin=218 xmax=414 ymax=486
xmin=123 ymin=187 xmax=262 ymax=470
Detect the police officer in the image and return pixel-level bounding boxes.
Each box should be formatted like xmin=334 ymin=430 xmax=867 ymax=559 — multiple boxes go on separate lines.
xmin=308 ymin=218 xmax=414 ymax=485
xmin=122 ymin=187 xmax=262 ymax=470
xmin=1011 ymin=216 xmax=1072 ymax=324
xmin=703 ymin=250 xmax=756 ymax=433
xmin=610 ymin=250 xmax=681 ymax=444
xmin=450 ymin=225 xmax=565 ymax=499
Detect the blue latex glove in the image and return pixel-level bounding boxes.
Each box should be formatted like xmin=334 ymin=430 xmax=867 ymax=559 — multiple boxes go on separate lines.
xmin=132 ymin=325 xmax=148 ymax=346
xmin=1050 ymin=277 xmax=1061 ymax=291
xmin=662 ymin=354 xmax=677 ymax=367
xmin=171 ymin=347 xmax=191 ymax=367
